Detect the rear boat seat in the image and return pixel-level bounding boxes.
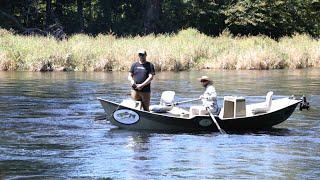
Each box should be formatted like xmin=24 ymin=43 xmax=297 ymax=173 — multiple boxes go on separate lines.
xmin=150 ymin=91 xmax=175 ymax=113
xmin=251 ymin=91 xmax=273 ymax=115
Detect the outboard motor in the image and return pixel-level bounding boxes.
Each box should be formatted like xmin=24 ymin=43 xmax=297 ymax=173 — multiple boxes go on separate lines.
xmin=299 ymin=95 xmax=310 ymax=111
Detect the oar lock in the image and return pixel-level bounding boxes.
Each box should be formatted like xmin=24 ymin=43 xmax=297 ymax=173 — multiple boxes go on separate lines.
xmin=299 ymin=95 xmax=310 ymax=111
xmin=289 ymin=95 xmax=310 ymax=111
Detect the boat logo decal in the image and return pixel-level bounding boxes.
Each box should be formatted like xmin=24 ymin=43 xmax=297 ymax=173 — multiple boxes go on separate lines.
xmin=113 ymin=109 xmax=140 ymax=125
xmin=199 ymin=119 xmax=212 ymax=127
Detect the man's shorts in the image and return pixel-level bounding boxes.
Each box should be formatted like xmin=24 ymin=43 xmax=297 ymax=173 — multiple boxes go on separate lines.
xmin=131 ymin=90 xmax=151 ymax=111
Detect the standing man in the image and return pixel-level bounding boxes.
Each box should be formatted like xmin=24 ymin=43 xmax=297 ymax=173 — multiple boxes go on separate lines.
xmin=128 ymin=49 xmax=155 ymax=111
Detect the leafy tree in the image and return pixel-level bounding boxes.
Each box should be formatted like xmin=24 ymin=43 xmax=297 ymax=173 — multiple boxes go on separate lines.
xmin=0 ymin=0 xmax=318 ymax=37
xmin=224 ymin=0 xmax=319 ymax=37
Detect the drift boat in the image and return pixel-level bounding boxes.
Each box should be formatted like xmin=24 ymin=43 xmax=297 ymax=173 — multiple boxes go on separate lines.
xmin=98 ymin=91 xmax=302 ymax=132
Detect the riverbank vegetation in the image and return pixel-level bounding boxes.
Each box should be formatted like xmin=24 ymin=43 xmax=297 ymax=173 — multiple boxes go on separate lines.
xmin=0 ymin=1 xmax=319 ymax=71
xmin=1 ymin=28 xmax=319 ymax=71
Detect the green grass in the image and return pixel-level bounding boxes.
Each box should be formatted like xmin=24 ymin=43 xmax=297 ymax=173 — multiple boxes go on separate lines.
xmin=0 ymin=28 xmax=319 ymax=71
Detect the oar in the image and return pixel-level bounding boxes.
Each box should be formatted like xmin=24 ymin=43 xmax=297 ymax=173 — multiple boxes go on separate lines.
xmin=206 ymin=107 xmax=226 ymax=134
xmin=174 ymin=98 xmax=201 ymax=105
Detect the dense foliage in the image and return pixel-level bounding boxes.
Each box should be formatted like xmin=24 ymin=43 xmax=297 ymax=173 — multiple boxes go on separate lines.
xmin=0 ymin=0 xmax=319 ymax=38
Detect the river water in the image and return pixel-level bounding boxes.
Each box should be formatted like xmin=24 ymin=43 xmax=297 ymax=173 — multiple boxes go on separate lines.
xmin=0 ymin=70 xmax=319 ymax=179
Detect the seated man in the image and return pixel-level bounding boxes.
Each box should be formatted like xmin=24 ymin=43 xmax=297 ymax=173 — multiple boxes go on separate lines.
xmin=190 ymin=76 xmax=219 ymax=116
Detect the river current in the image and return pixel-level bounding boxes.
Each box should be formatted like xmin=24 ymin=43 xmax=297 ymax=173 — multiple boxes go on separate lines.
xmin=0 ymin=69 xmax=319 ymax=179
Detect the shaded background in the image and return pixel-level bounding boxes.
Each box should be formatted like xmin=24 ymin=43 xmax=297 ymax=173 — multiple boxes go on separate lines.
xmin=0 ymin=0 xmax=319 ymax=38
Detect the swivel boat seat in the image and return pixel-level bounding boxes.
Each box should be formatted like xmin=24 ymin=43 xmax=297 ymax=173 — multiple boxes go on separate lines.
xmin=252 ymin=91 xmax=273 ymax=114
xmin=150 ymin=91 xmax=175 ymax=113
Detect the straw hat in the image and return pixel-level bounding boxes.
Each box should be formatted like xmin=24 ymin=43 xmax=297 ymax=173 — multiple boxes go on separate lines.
xmin=198 ymin=75 xmax=211 ymax=82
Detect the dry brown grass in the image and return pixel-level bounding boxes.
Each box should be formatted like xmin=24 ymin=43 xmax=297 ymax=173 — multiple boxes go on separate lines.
xmin=0 ymin=28 xmax=319 ymax=71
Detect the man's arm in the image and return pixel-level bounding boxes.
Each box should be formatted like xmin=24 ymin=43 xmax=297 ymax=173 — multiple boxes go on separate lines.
xmin=136 ymin=74 xmax=154 ymax=90
xmin=128 ymin=72 xmax=135 ymax=85
xmin=128 ymin=63 xmax=136 ymax=85
xmin=201 ymin=86 xmax=217 ymax=101
xmin=141 ymin=74 xmax=154 ymax=87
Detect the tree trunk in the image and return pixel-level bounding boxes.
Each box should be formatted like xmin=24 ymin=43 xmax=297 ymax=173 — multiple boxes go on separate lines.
xmin=87 ymin=0 xmax=92 ymax=22
xmin=46 ymin=0 xmax=52 ymax=27
xmin=101 ymin=0 xmax=112 ymax=31
xmin=144 ymin=0 xmax=161 ymax=34
xmin=77 ymin=0 xmax=84 ymax=32
xmin=55 ymin=0 xmax=63 ymax=21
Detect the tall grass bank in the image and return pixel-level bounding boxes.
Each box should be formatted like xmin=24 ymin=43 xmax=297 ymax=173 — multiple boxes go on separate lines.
xmin=0 ymin=28 xmax=319 ymax=71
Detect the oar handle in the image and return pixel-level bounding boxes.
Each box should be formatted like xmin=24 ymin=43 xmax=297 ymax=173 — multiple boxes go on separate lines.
xmin=174 ymin=98 xmax=201 ymax=105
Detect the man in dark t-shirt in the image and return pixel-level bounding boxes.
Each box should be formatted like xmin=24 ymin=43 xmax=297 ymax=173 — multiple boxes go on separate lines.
xmin=128 ymin=49 xmax=155 ymax=111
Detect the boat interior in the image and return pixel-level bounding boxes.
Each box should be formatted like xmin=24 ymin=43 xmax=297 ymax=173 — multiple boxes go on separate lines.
xmin=120 ymin=91 xmax=299 ymax=120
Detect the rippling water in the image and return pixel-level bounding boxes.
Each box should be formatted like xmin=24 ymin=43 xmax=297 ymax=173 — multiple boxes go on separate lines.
xmin=0 ymin=70 xmax=319 ymax=179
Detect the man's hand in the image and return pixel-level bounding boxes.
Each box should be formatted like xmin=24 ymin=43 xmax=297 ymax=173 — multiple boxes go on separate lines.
xmin=136 ymin=84 xmax=144 ymax=90
xmin=128 ymin=73 xmax=135 ymax=85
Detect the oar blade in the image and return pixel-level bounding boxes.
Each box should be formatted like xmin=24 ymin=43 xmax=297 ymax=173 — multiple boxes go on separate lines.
xmin=207 ymin=107 xmax=227 ymax=134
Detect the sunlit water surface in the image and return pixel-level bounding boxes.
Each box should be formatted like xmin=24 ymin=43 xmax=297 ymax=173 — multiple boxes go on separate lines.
xmin=0 ymin=70 xmax=319 ymax=179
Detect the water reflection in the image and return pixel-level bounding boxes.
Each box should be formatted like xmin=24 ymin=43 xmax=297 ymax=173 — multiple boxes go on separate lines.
xmin=0 ymin=69 xmax=319 ymax=179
